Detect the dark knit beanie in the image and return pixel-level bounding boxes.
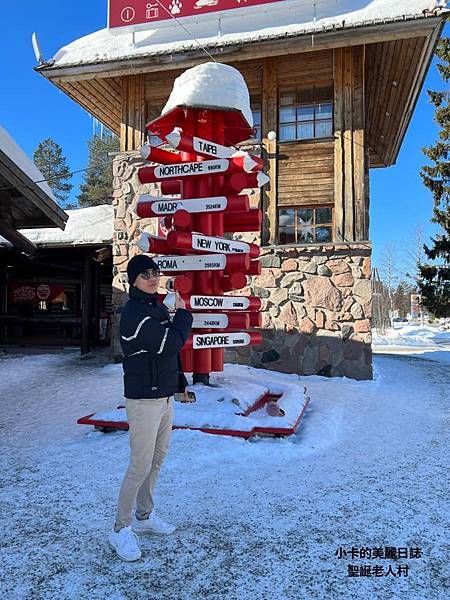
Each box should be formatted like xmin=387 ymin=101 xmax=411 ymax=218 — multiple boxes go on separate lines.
xmin=127 ymin=255 xmax=160 ymax=286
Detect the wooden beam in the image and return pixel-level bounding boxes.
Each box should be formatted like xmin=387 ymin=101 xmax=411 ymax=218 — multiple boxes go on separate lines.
xmin=353 ymin=44 xmax=366 ymax=241
xmin=121 ymin=74 xmax=145 ymax=151
xmin=0 ymin=221 xmax=36 ymax=254
xmin=364 ymin=142 xmax=370 ymax=238
xmin=343 ymin=46 xmax=355 ymax=242
xmin=261 ymin=57 xmax=278 ymax=245
xmin=81 ymin=248 xmax=92 ymax=355
xmin=0 ymin=263 xmax=7 ymax=343
xmin=334 ymin=47 xmax=345 ymax=241
xmin=334 ymin=45 xmax=367 ymax=242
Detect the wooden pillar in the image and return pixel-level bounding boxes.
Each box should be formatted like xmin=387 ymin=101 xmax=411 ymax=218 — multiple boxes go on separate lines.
xmin=334 ymin=45 xmax=368 ymax=242
xmin=81 ymin=249 xmax=92 ymax=355
xmin=120 ymin=74 xmax=145 ymax=151
xmin=91 ymin=261 xmax=100 ymax=345
xmin=261 ymin=57 xmax=278 ymax=245
xmin=364 ymin=142 xmax=370 ymax=240
xmin=0 ymin=262 xmax=7 ymax=343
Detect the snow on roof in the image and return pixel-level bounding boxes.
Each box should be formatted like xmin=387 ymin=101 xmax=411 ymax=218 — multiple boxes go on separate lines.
xmin=17 ymin=205 xmax=113 ymax=247
xmin=49 ymin=1 xmax=443 ymax=69
xmin=162 ymin=62 xmax=253 ymax=126
xmin=0 ymin=126 xmax=56 ymax=202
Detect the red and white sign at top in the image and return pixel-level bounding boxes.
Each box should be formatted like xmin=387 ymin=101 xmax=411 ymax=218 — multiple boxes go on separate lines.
xmin=109 ymin=0 xmax=286 ymax=28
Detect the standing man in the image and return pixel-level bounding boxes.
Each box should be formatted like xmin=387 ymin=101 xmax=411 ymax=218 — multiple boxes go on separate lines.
xmin=109 ymin=254 xmax=193 ymax=561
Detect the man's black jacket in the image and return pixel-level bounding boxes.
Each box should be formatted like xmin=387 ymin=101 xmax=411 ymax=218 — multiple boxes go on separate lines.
xmin=120 ymin=286 xmax=193 ymax=399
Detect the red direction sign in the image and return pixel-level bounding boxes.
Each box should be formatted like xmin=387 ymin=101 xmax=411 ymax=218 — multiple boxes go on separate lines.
xmin=109 ymin=0 xmax=288 ymax=29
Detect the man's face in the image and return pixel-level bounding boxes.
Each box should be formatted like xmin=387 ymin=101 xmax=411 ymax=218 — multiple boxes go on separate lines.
xmin=134 ymin=269 xmax=161 ymax=294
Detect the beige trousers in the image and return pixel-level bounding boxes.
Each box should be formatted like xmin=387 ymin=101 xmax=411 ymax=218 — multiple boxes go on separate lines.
xmin=114 ymin=396 xmax=174 ymax=531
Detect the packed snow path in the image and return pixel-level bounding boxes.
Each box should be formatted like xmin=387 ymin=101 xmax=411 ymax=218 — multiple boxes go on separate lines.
xmin=0 ymin=352 xmax=448 ymax=599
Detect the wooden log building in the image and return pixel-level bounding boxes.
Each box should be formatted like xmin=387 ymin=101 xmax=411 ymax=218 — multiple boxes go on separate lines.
xmin=0 ymin=201 xmax=113 ymax=354
xmin=36 ymin=0 xmax=448 ymax=379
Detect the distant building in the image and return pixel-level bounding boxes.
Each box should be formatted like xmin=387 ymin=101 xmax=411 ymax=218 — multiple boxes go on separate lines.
xmin=0 ymin=204 xmax=113 ymax=352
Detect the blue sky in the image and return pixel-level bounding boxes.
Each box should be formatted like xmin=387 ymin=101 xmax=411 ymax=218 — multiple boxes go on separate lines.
xmin=0 ymin=2 xmax=446 ymax=272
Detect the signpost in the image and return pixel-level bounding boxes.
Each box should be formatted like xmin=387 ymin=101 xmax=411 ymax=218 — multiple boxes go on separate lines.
xmin=109 ymin=0 xmax=288 ymax=29
xmin=135 ymin=81 xmax=265 ymax=384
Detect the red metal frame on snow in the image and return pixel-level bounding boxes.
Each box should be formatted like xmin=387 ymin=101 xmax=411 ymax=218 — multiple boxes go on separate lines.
xmin=77 ymin=392 xmax=310 ymax=438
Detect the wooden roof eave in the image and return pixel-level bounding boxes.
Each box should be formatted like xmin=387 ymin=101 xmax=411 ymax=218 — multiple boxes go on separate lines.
xmin=0 ymin=152 xmax=68 ymax=231
xmin=386 ymin=19 xmax=444 ymax=167
xmin=36 ymin=15 xmax=444 ymax=83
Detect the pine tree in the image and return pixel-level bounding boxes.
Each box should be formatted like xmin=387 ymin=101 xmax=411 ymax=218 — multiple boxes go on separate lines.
xmin=33 ymin=138 xmax=73 ymax=206
xmin=78 ymin=134 xmax=119 ymax=207
xmin=418 ymin=35 xmax=450 ymax=318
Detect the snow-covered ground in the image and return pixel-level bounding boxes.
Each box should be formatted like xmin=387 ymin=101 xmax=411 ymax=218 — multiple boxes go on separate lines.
xmin=373 ymin=324 xmax=450 ymax=364
xmin=0 ymin=351 xmax=448 ymax=599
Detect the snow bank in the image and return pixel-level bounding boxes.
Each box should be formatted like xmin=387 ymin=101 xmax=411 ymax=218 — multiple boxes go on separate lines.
xmin=0 ymin=126 xmax=56 ymax=202
xmin=48 ymin=1 xmax=444 ymax=69
xmin=19 ymin=205 xmax=113 ymax=246
xmin=373 ymin=324 xmax=450 ymax=348
xmin=162 ymin=63 xmax=253 ymax=127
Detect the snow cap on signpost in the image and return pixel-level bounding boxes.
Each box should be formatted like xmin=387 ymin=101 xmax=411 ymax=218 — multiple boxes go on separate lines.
xmin=161 ymin=62 xmax=253 ymax=128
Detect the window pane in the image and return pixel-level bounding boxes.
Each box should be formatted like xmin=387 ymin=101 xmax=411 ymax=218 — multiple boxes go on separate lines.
xmin=297 ymin=88 xmax=313 ymax=104
xmin=279 ymin=228 xmax=296 ymax=244
xmin=297 ymin=208 xmax=313 ymax=225
xmin=297 ymin=122 xmax=314 ymax=140
xmin=298 ymin=104 xmax=314 ymax=122
xmin=316 ymin=207 xmax=332 ymax=224
xmin=279 ymin=209 xmax=295 ymax=226
xmin=253 ymin=110 xmax=261 ymax=126
xmin=315 ymin=86 xmax=333 ymax=102
xmin=280 ymin=92 xmax=295 ymax=106
xmin=315 ymin=120 xmax=333 ymax=138
xmin=315 ymin=226 xmax=332 ymax=242
xmin=298 ymin=227 xmax=314 ymax=243
xmin=280 ymin=107 xmax=296 ymax=123
xmin=316 ymin=102 xmax=333 ymax=120
xmin=253 ymin=126 xmax=261 ymax=141
xmin=279 ymin=124 xmax=296 ymax=141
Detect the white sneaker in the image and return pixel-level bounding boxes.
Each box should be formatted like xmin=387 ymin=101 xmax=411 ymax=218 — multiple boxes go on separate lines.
xmin=108 ymin=526 xmax=142 ymax=561
xmin=132 ymin=511 xmax=176 ymax=535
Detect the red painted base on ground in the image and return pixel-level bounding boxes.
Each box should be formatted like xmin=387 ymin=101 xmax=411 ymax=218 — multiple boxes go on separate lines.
xmin=77 ymin=392 xmax=310 ymax=439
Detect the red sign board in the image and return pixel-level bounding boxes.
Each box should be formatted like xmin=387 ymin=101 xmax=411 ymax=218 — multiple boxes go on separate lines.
xmin=109 ymin=0 xmax=285 ymax=28
xmin=9 ymin=283 xmax=65 ymax=304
